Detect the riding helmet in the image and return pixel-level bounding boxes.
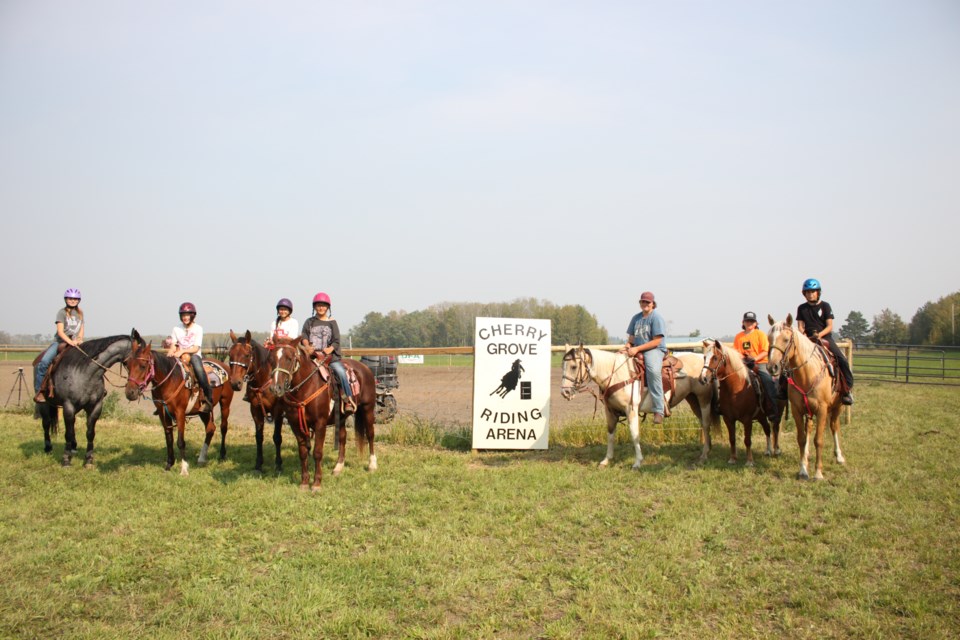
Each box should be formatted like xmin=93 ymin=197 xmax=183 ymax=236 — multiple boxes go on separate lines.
xmin=179 ymin=301 xmax=197 ymax=315
xmin=63 ymin=288 xmax=82 ymax=300
xmin=276 ymin=298 xmax=293 ymax=312
xmin=802 ymin=278 xmax=821 ymax=292
xmin=312 ymin=292 xmax=331 ymax=306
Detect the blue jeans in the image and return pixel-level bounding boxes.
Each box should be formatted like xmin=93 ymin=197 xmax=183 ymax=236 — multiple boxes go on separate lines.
xmin=330 ymin=361 xmax=353 ymax=398
xmin=643 ymin=348 xmax=665 ymax=414
xmin=34 ymin=343 xmax=59 ymax=391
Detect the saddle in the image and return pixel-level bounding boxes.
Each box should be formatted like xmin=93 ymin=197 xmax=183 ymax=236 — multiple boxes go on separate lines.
xmin=310 ymin=357 xmax=361 ymax=411
xmin=180 ymin=359 xmax=228 ymax=389
xmin=810 ymin=338 xmax=851 ymax=397
xmin=33 ymin=343 xmax=71 ymax=400
xmin=603 ymin=352 xmax=683 ymax=408
xmin=744 ymin=364 xmax=778 ymax=419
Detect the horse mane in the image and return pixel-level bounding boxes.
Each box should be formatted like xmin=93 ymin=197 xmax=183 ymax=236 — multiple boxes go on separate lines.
xmin=712 ymin=340 xmax=749 ymax=382
xmin=60 ymin=334 xmax=131 ymax=366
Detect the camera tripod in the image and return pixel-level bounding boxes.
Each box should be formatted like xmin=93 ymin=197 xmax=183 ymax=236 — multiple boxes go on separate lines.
xmin=5 ymin=367 xmax=31 ymax=407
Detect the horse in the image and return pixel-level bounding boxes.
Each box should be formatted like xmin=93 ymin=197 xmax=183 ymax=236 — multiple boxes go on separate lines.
xmin=767 ymin=314 xmax=846 ymax=480
xmin=699 ymin=339 xmax=781 ymax=466
xmin=560 ymin=345 xmax=720 ymax=468
xmin=268 ymin=338 xmax=377 ymax=490
xmin=123 ymin=329 xmax=234 ymax=475
xmin=32 ymin=333 xmax=134 ymax=467
xmin=490 ymin=358 xmax=524 ymax=398
xmin=227 ymin=330 xmax=287 ymax=472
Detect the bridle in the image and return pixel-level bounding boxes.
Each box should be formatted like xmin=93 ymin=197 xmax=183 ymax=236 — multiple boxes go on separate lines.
xmin=561 ymin=348 xmax=594 ymax=394
xmin=271 ymin=345 xmax=316 ymax=396
xmin=700 ymin=343 xmax=735 ymax=383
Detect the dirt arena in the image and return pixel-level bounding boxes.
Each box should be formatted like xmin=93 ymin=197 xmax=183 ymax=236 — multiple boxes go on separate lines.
xmin=1 ymin=360 xmax=600 ymax=429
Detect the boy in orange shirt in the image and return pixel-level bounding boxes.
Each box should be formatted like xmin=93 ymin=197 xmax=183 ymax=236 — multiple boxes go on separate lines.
xmin=733 ymin=311 xmax=778 ymax=423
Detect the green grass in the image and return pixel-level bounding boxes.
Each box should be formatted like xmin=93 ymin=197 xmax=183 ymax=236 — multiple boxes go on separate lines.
xmin=1 ymin=382 xmax=958 ymax=638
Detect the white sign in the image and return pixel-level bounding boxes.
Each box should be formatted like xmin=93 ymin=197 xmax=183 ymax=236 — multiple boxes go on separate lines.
xmin=472 ymin=317 xmax=551 ymax=449
xmin=397 ymin=355 xmax=424 ymax=364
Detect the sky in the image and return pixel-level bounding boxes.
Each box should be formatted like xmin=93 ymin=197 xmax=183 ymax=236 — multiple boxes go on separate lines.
xmin=1 ymin=0 xmax=958 ymax=342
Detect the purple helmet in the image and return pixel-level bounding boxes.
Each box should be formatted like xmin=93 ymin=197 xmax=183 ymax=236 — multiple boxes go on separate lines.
xmin=179 ymin=301 xmax=197 ymax=315
xmin=63 ymin=288 xmax=81 ymax=300
xmin=276 ymin=298 xmax=293 ymax=312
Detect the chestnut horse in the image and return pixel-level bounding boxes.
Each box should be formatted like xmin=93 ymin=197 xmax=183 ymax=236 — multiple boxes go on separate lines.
xmin=268 ymin=338 xmax=377 ymax=490
xmin=123 ymin=329 xmax=234 ymax=475
xmin=767 ymin=314 xmax=846 ymax=480
xmin=227 ymin=330 xmax=287 ymax=472
xmin=560 ymin=345 xmax=719 ymax=468
xmin=699 ymin=339 xmax=780 ymax=466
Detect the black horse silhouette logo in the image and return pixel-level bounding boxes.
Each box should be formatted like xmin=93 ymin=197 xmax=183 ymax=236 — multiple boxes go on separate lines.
xmin=490 ymin=359 xmax=524 ymax=398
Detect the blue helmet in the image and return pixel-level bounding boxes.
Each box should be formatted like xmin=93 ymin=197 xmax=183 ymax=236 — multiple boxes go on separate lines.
xmin=802 ymin=278 xmax=821 ymax=292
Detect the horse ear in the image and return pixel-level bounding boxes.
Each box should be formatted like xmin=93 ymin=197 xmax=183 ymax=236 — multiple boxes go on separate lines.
xmin=702 ymin=339 xmax=710 ymax=348
xmin=767 ymin=314 xmax=775 ymax=326
xmin=131 ymin=328 xmax=143 ymax=345
xmin=229 ymin=329 xmax=237 ymax=343
xmin=245 ymin=330 xmax=252 ymax=343
xmin=786 ymin=313 xmax=794 ymax=326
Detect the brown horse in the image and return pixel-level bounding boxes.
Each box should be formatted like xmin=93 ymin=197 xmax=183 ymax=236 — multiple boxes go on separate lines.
xmin=123 ymin=329 xmax=234 ymax=475
xmin=767 ymin=315 xmax=846 ymax=480
xmin=699 ymin=339 xmax=781 ymax=466
xmin=268 ymin=338 xmax=377 ymax=490
xmin=227 ymin=330 xmax=287 ymax=472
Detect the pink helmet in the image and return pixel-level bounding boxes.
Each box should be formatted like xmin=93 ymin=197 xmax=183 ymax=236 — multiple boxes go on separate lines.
xmin=312 ymin=292 xmax=331 ymax=306
xmin=63 ymin=288 xmax=82 ymax=300
xmin=179 ymin=301 xmax=197 ymax=315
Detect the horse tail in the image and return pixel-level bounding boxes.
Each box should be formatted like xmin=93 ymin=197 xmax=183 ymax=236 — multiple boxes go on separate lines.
xmin=353 ymin=408 xmax=371 ymax=451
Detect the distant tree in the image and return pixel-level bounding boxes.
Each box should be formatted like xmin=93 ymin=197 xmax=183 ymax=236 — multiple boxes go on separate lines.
xmin=688 ymin=329 xmax=701 ymax=338
xmin=909 ymin=290 xmax=960 ymax=346
xmin=839 ymin=311 xmax=870 ymax=344
xmin=872 ymin=308 xmax=908 ymax=344
xmin=0 ymin=330 xmax=10 ymax=344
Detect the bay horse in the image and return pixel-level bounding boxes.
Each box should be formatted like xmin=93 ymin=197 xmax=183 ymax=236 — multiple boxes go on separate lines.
xmin=268 ymin=338 xmax=377 ymax=490
xmin=699 ymin=339 xmax=780 ymax=466
xmin=32 ymin=333 xmax=133 ymax=467
xmin=560 ymin=345 xmax=720 ymax=468
xmin=123 ymin=329 xmax=234 ymax=475
xmin=767 ymin=314 xmax=846 ymax=480
xmin=227 ymin=330 xmax=286 ymax=472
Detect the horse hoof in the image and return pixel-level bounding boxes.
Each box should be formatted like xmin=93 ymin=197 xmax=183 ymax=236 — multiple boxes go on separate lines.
xmin=797 ymin=471 xmax=809 ymax=480
xmin=299 ymin=484 xmax=310 ymax=492
xmin=311 ymin=485 xmax=322 ymax=493
xmin=598 ymin=459 xmax=610 ymax=468
xmin=746 ymin=460 xmax=755 ymax=468
xmin=61 ymin=458 xmax=72 ymax=467
xmin=333 ymin=463 xmax=344 ymax=476
xmin=44 ymin=445 xmax=53 ymax=454
xmin=180 ymin=461 xmax=190 ymax=476
xmin=727 ymin=458 xmax=737 ymax=465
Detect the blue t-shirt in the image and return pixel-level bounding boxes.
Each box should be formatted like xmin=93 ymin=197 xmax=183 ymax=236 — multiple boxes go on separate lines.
xmin=626 ymin=310 xmax=667 ymax=353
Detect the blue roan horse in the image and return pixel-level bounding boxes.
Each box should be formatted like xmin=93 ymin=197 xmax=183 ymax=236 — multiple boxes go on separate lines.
xmin=34 ymin=333 xmax=133 ymax=467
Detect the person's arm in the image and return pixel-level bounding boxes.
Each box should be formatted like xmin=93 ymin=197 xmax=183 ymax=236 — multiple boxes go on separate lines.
xmin=324 ymin=322 xmax=342 ymax=356
xmin=797 ymin=319 xmax=806 ymax=336
xmin=55 ymin=322 xmax=78 ymax=347
xmin=814 ymin=318 xmax=834 ymax=340
xmin=628 ymin=335 xmax=663 ymax=356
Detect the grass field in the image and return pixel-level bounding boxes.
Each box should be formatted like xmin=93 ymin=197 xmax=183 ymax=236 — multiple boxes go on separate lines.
xmin=1 ymin=382 xmax=958 ymax=639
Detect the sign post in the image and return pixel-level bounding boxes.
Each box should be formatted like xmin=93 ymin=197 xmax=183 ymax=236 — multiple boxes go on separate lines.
xmin=472 ymin=317 xmax=551 ymax=450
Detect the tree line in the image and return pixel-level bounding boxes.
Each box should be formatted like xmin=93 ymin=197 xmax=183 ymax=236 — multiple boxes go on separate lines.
xmin=349 ymin=298 xmax=609 ymax=348
xmin=839 ymin=290 xmax=960 ymax=346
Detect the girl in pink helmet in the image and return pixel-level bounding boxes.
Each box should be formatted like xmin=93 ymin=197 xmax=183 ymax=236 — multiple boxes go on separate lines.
xmin=300 ymin=292 xmax=355 ymax=411
xmin=167 ymin=302 xmax=213 ymax=412
xmin=34 ymin=288 xmax=85 ymax=401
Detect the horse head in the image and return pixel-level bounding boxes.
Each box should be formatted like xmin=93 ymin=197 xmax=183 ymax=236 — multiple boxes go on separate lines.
xmin=269 ymin=338 xmax=303 ymax=398
xmin=699 ymin=339 xmax=722 ymax=384
xmin=767 ymin=314 xmax=795 ymax=377
xmin=227 ymin=329 xmax=255 ymax=392
xmin=560 ymin=344 xmax=592 ymax=400
xmin=123 ymin=337 xmax=154 ymax=401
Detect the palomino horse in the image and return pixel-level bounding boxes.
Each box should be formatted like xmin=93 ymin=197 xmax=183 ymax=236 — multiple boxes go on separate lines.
xmin=33 ymin=333 xmax=133 ymax=466
xmin=699 ymin=339 xmax=780 ymax=466
xmin=228 ymin=330 xmax=286 ymax=472
xmin=123 ymin=330 xmax=234 ymax=474
xmin=560 ymin=345 xmax=719 ymax=468
xmin=268 ymin=338 xmax=377 ymax=490
xmin=767 ymin=314 xmax=846 ymax=480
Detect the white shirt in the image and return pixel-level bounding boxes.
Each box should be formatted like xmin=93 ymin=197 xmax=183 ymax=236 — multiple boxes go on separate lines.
xmin=171 ymin=322 xmax=203 ymax=357
xmin=270 ymin=317 xmax=300 ymax=341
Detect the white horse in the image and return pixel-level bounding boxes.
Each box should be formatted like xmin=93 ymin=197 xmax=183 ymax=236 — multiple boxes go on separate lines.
xmin=560 ymin=345 xmax=720 ymax=468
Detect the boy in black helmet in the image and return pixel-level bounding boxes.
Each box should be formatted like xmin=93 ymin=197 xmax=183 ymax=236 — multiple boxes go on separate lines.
xmin=796 ymin=279 xmax=854 ymax=405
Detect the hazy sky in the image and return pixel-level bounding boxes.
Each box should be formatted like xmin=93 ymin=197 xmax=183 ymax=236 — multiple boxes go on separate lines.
xmin=2 ymin=0 xmax=958 ymax=342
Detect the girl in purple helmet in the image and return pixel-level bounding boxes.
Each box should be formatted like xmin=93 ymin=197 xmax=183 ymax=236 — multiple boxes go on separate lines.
xmin=300 ymin=292 xmax=355 ymax=411
xmin=266 ymin=298 xmax=299 ymax=346
xmin=34 ymin=288 xmax=85 ymax=401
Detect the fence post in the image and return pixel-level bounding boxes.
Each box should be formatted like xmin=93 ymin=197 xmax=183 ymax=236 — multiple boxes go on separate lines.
xmin=906 ymin=346 xmax=911 ymax=383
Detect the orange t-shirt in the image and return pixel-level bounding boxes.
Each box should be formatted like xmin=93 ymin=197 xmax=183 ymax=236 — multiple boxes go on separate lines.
xmin=733 ymin=328 xmax=769 ymax=363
